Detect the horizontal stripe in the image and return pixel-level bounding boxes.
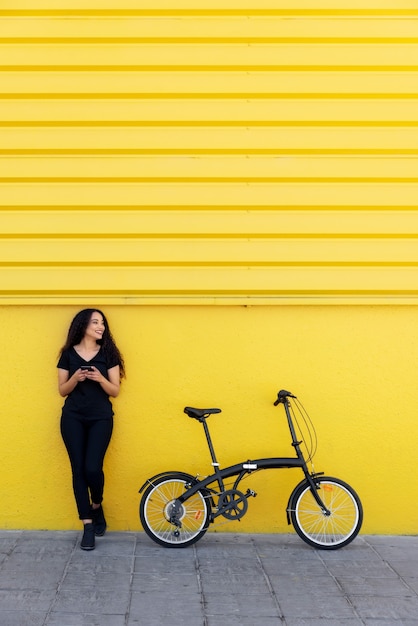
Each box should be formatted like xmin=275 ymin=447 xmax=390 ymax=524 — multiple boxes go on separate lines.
xmin=2 ymin=93 xmax=418 ymax=100
xmin=2 ymin=261 xmax=418 ymax=268
xmin=1 ymin=209 xmax=417 ymax=236
xmin=0 ymin=10 xmax=417 ymax=17
xmin=2 ymin=45 xmax=417 ymax=67
xmin=1 ymin=120 xmax=418 ymax=128
xmin=1 ymin=233 xmax=417 ymax=240
xmin=2 ymin=73 xmax=417 ymax=98
xmin=2 ymin=157 xmax=418 ymax=178
xmin=2 ymin=149 xmax=418 ymax=155
xmin=1 ymin=183 xmax=418 ymax=206
xmin=1 ymin=205 xmax=416 ymax=212
xmin=1 ymin=238 xmax=417 ymax=265
xmin=4 ymin=127 xmax=417 ymax=152
xmin=2 ymin=65 xmax=418 ymax=72
xmin=3 ymin=17 xmax=418 ymax=41
xmin=7 ymin=295 xmax=417 ymax=305
xmin=2 ymin=177 xmax=418 ymax=183
xmin=3 ymin=37 xmax=418 ymax=44
xmin=1 ymin=101 xmax=417 ymax=124
xmin=0 ymin=267 xmax=416 ymax=296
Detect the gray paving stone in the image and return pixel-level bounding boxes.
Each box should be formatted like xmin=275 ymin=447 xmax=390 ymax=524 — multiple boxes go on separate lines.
xmin=200 ymin=572 xmax=270 ymax=594
xmin=0 ymin=611 xmax=47 ymax=626
xmin=90 ymin=533 xmax=137 ymax=556
xmin=0 ymin=567 xmax=64 ymax=590
xmin=197 ymin=556 xmax=265 ymax=575
xmin=0 ymin=538 xmax=20 ymax=555
xmin=254 ymin=540 xmax=323 ymax=559
xmin=352 ymin=595 xmax=418 ymax=621
xmin=255 ymin=545 xmax=321 ymax=560
xmin=207 ymin=615 xmax=285 ymax=626
xmin=325 ymin=560 xmax=399 ymax=579
xmin=131 ymin=572 xmax=200 ymax=593
xmin=207 ymin=618 xmax=284 ymax=626
xmin=403 ymin=577 xmax=418 ymax=594
xmin=196 ymin=543 xmax=258 ymax=559
xmin=204 ymin=591 xmax=281 ymax=618
xmin=127 ymin=616 xmax=206 ymax=626
xmin=0 ymin=588 xmax=56 ymax=612
xmin=286 ymin=617 xmax=360 ymax=626
xmin=336 ymin=575 xmax=412 ymax=596
xmin=260 ymin=556 xmax=329 ymax=577
xmin=46 ymin=613 xmax=127 ymax=625
xmin=390 ymin=560 xmax=418 ymax=578
xmin=134 ymin=554 xmax=197 ymax=574
xmin=52 ymin=587 xmax=131 ymax=615
xmin=279 ymin=593 xmax=357 ymax=619
xmin=63 ymin=570 xmax=132 ymax=589
xmin=268 ymin=574 xmax=343 ymax=597
xmin=366 ymin=535 xmax=418 ymax=550
xmin=361 ymin=617 xmax=418 ymax=626
xmin=129 ymin=590 xmax=203 ymax=618
xmin=11 ymin=532 xmax=77 ymax=558
xmin=66 ymin=553 xmax=133 ymax=574
xmin=319 ymin=539 xmax=383 ymax=562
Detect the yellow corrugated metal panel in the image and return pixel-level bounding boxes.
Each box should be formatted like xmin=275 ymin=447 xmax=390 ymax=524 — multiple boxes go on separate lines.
xmin=1 ymin=1 xmax=417 ymax=304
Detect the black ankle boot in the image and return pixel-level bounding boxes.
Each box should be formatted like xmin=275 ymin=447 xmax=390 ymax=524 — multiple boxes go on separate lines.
xmin=92 ymin=504 xmax=107 ymax=536
xmin=80 ymin=523 xmax=95 ymax=551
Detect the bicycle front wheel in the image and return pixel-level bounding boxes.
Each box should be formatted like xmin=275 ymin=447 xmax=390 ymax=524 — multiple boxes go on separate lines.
xmin=139 ymin=474 xmax=211 ymax=548
xmin=289 ymin=476 xmax=363 ymax=550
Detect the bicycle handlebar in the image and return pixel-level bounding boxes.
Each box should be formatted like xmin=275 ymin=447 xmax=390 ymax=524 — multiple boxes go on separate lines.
xmin=274 ymin=389 xmax=296 ymax=406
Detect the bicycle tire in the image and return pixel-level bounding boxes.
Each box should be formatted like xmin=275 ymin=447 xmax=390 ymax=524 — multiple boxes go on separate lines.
xmin=139 ymin=473 xmax=211 ymax=548
xmin=289 ymin=476 xmax=363 ymax=550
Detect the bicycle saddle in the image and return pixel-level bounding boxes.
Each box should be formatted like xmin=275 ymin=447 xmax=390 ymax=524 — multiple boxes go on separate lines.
xmin=184 ymin=407 xmax=222 ymax=420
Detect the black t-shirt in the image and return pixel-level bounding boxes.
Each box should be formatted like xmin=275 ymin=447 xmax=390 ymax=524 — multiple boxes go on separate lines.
xmin=57 ymin=347 xmax=119 ymax=419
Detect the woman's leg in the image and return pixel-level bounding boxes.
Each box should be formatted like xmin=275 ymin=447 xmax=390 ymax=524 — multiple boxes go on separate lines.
xmin=84 ymin=417 xmax=113 ymax=507
xmin=60 ymin=415 xmax=92 ymax=520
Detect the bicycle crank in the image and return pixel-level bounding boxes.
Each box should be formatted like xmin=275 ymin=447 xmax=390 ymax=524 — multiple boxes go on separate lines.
xmin=218 ymin=489 xmax=256 ymax=520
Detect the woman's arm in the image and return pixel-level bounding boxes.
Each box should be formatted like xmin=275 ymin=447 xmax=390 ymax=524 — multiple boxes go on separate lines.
xmin=58 ymin=367 xmax=87 ymax=397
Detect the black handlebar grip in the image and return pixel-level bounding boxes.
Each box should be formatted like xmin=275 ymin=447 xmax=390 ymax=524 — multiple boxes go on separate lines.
xmin=274 ymin=389 xmax=296 ymax=406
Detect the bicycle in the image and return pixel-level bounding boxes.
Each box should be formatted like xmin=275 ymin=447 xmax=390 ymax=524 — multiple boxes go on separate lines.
xmin=139 ymin=389 xmax=363 ymax=550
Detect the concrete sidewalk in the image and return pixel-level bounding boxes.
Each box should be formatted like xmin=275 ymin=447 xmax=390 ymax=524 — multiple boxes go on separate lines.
xmin=0 ymin=531 xmax=417 ymax=625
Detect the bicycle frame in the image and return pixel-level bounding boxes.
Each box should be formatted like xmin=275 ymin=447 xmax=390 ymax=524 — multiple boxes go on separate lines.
xmin=140 ymin=390 xmax=331 ymax=522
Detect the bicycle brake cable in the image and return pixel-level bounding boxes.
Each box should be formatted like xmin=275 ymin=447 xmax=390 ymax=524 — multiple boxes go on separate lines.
xmin=290 ymin=398 xmax=318 ymax=464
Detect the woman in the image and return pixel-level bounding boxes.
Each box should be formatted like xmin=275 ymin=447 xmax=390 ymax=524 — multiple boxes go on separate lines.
xmin=57 ymin=309 xmax=125 ymax=550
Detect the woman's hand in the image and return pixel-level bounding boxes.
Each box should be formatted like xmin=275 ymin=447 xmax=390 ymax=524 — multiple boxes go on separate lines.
xmin=83 ymin=366 xmax=104 ymax=383
xmin=85 ymin=365 xmax=121 ymax=398
xmin=76 ymin=368 xmax=89 ymax=382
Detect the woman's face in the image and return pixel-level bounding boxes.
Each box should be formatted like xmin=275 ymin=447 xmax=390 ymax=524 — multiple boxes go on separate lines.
xmin=85 ymin=311 xmax=105 ymax=342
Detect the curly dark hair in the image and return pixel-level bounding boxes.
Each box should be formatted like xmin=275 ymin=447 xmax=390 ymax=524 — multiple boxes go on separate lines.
xmin=59 ymin=308 xmax=125 ymax=378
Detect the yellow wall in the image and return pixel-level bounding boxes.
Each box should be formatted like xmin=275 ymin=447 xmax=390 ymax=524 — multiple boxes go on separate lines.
xmin=1 ymin=2 xmax=418 ymax=534
xmin=2 ymin=304 xmax=418 ymax=533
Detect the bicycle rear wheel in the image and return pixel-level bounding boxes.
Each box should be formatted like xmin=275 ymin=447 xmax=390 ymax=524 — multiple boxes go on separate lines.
xmin=289 ymin=476 xmax=363 ymax=550
xmin=139 ymin=473 xmax=211 ymax=548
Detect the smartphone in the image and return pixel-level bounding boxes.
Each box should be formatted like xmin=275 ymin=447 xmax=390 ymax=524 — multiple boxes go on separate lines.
xmin=80 ymin=366 xmax=94 ymax=371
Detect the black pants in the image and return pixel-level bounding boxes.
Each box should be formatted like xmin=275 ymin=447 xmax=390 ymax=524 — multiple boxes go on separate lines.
xmin=61 ymin=414 xmax=113 ymax=520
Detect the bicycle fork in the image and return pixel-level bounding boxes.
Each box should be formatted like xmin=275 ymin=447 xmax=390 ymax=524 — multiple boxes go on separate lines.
xmin=286 ymin=472 xmax=331 ymax=526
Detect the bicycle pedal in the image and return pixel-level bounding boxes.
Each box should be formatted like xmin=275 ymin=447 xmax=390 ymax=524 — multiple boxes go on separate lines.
xmin=246 ymin=489 xmax=257 ymax=498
